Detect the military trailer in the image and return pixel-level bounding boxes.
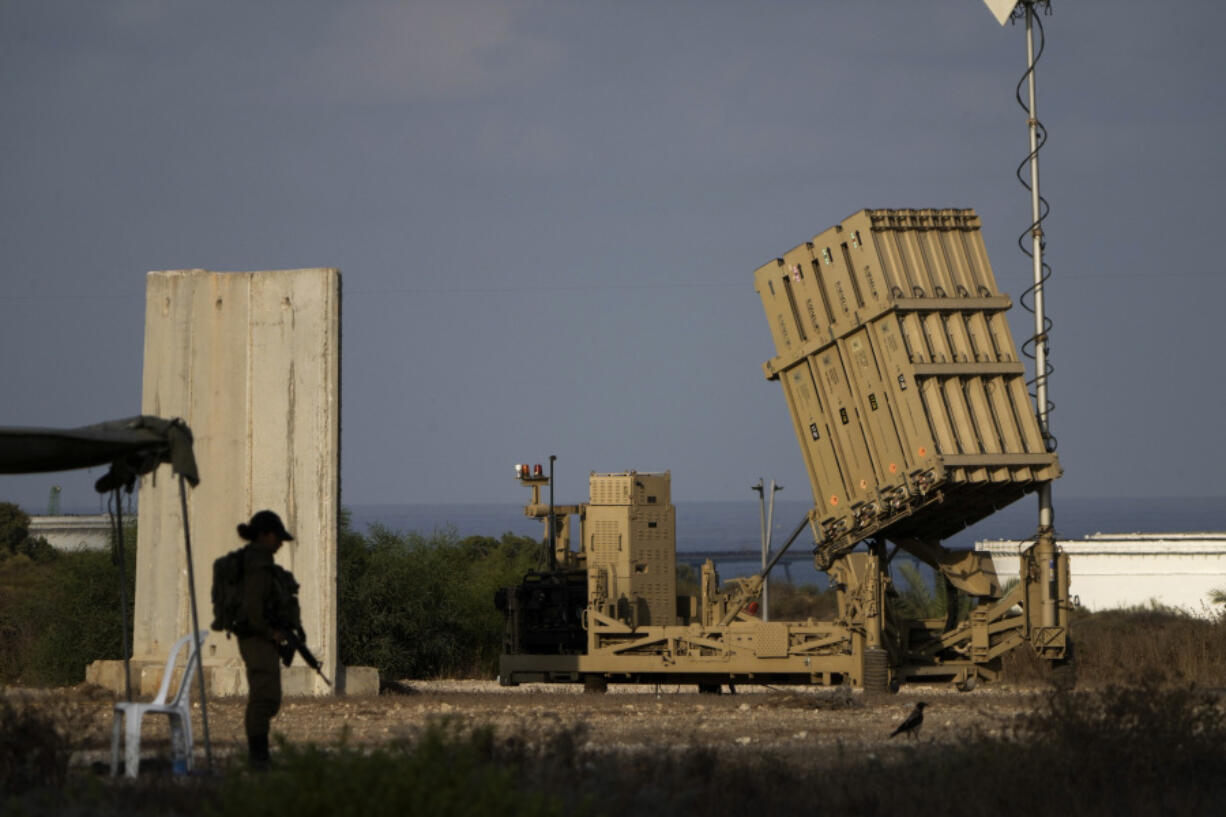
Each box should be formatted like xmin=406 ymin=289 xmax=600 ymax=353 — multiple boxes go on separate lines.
xmin=497 ymin=209 xmax=1071 ymax=692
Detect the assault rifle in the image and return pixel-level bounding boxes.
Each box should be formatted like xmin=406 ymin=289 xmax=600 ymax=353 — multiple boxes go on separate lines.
xmin=275 ymin=623 xmax=332 ymax=687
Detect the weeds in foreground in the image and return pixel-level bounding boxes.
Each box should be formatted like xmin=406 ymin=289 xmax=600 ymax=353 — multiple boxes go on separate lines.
xmin=5 ymin=686 xmax=1226 ymax=817
xmin=0 ymin=696 xmax=73 ymax=794
xmin=210 ymin=720 xmax=576 ymax=817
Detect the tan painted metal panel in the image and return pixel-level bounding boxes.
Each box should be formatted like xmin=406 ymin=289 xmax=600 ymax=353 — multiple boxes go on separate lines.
xmin=813 ymin=346 xmax=873 ymax=508
xmin=588 ymin=471 xmax=671 ymax=507
xmin=777 ymin=361 xmax=846 ymax=508
xmin=585 ymin=472 xmax=676 ymax=627
xmin=755 ymin=209 xmax=1059 ymax=551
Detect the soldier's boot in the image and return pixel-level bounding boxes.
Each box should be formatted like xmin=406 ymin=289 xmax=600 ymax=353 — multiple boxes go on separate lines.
xmin=248 ymin=734 xmax=271 ymax=771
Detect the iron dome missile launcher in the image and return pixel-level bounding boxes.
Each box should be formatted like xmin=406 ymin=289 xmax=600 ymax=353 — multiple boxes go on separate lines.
xmin=497 ymin=208 xmax=1071 ymax=692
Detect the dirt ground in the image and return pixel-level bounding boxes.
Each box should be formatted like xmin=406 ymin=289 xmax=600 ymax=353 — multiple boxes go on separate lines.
xmin=33 ymin=679 xmax=1046 ymax=771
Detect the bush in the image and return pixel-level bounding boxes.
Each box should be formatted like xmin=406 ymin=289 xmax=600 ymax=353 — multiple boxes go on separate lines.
xmin=338 ymin=515 xmax=539 ymax=680
xmin=767 ymin=581 xmax=838 ymax=620
xmin=0 ymin=502 xmax=31 ymax=555
xmin=0 ymin=502 xmax=56 ymax=564
xmin=1066 ymin=605 xmax=1226 ymax=685
xmin=0 ymin=541 xmax=135 ymax=686
xmin=1 ymin=506 xmax=538 ymax=686
xmin=893 ymin=560 xmax=971 ymax=622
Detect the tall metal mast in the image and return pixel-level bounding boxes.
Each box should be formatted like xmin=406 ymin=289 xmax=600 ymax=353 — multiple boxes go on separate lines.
xmin=1023 ymin=2 xmax=1052 ymax=531
xmin=984 ymin=0 xmax=1057 ymax=626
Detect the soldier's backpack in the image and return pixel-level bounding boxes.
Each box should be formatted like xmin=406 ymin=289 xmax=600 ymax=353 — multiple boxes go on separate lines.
xmin=210 ymin=548 xmax=247 ymax=634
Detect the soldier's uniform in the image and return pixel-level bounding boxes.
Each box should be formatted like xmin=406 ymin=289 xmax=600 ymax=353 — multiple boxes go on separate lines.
xmin=231 ymin=510 xmax=299 ymax=769
xmin=239 ymin=543 xmax=284 ymax=762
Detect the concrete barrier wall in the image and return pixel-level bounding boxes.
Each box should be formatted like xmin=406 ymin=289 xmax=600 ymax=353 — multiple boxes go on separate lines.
xmin=131 ymin=269 xmax=341 ymax=696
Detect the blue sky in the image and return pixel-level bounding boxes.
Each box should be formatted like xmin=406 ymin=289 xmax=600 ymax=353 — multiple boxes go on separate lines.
xmin=1 ymin=1 xmax=1223 ymax=513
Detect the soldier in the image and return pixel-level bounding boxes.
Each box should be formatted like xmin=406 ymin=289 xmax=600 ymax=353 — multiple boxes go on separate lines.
xmin=235 ymin=510 xmax=298 ymax=769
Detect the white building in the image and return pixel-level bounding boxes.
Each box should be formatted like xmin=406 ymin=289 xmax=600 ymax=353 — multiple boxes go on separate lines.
xmin=976 ymin=532 xmax=1226 ymax=617
xmin=28 ymin=515 xmax=131 ymax=552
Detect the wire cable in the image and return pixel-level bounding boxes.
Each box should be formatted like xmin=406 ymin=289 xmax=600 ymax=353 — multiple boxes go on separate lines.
xmin=1013 ymin=3 xmax=1057 ymax=453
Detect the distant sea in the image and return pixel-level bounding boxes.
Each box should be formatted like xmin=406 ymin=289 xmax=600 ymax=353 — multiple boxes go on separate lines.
xmin=348 ymin=496 xmax=1224 ymax=587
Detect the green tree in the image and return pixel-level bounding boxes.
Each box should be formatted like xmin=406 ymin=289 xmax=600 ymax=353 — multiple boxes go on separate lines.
xmin=894 ymin=560 xmax=970 ymax=621
xmin=0 ymin=501 xmax=56 ymax=563
xmin=676 ymin=562 xmax=700 ymax=597
xmin=337 ymin=511 xmax=540 ymax=680
xmin=0 ymin=539 xmax=134 ymax=685
xmin=0 ymin=501 xmax=31 ymax=555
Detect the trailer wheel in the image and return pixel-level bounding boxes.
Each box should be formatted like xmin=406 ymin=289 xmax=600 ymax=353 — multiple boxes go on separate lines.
xmin=583 ymin=675 xmax=608 ymax=694
xmin=863 ymin=647 xmax=892 ymax=693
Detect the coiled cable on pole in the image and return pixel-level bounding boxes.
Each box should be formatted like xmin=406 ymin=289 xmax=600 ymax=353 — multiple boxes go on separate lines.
xmin=1012 ymin=1 xmax=1057 ymax=453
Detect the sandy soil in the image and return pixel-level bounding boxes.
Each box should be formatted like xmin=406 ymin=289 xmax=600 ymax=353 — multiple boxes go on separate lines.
xmin=26 ymin=680 xmax=1044 ymax=771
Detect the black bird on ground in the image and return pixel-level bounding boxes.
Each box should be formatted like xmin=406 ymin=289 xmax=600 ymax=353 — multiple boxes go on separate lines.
xmin=889 ymin=701 xmax=927 ymax=739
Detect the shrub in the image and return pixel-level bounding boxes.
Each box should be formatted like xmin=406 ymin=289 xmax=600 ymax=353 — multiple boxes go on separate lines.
xmin=675 ymin=562 xmax=700 ymax=597
xmin=1066 ymin=606 xmax=1226 ymax=685
xmin=0 ymin=502 xmax=56 ymax=564
xmin=893 ymin=560 xmax=971 ymax=622
xmin=0 ymin=502 xmax=31 ymax=555
xmin=337 ymin=516 xmax=538 ymax=679
xmin=674 ymin=566 xmax=837 ymax=621
xmin=0 ymin=541 xmax=135 ymax=686
xmin=767 ymin=581 xmax=838 ymax=620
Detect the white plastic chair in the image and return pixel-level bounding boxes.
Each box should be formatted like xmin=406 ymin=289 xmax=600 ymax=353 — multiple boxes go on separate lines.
xmin=110 ymin=630 xmax=209 ymax=778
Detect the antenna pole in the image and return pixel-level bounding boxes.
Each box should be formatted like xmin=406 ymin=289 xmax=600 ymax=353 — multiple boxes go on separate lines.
xmin=1026 ymin=2 xmax=1050 ymax=494
xmin=548 ymin=455 xmax=557 ymax=571
xmin=1022 ymin=1 xmax=1058 ymax=627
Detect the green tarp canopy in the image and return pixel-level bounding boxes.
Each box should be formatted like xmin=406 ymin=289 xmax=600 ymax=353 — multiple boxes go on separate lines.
xmin=0 ymin=415 xmax=198 ymax=493
xmin=0 ymin=414 xmax=211 ymax=767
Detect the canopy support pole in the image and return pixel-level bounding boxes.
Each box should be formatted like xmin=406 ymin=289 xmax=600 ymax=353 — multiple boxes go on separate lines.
xmin=178 ymin=475 xmax=213 ymax=773
xmin=108 ymin=489 xmax=133 ymax=702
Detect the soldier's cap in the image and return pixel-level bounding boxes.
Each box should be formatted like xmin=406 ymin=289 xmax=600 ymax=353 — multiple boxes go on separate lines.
xmin=238 ymin=509 xmax=295 ymax=542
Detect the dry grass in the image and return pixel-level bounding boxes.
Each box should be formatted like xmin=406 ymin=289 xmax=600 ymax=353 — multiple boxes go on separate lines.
xmin=767 ymin=584 xmax=1226 ymax=689
xmin=5 ymin=684 xmax=1225 ymax=817
xmin=1071 ymin=606 xmax=1226 ymax=684
xmin=0 ymin=691 xmax=106 ymax=796
xmin=1001 ymin=605 xmax=1226 ymax=687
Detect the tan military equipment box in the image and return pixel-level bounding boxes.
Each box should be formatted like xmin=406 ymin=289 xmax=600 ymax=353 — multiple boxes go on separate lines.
xmin=588 ymin=471 xmax=671 ymax=507
xmin=754 ymin=208 xmax=1059 ymax=560
xmin=586 ymin=472 xmax=677 ymax=627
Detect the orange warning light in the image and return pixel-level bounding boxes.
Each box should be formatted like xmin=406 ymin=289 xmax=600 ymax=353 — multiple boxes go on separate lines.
xmin=918 ymin=447 xmax=927 ymax=457
xmin=830 ymin=495 xmax=839 ymax=506
xmin=859 ymin=479 xmax=868 ymax=490
xmin=889 ymin=463 xmax=898 ymax=474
